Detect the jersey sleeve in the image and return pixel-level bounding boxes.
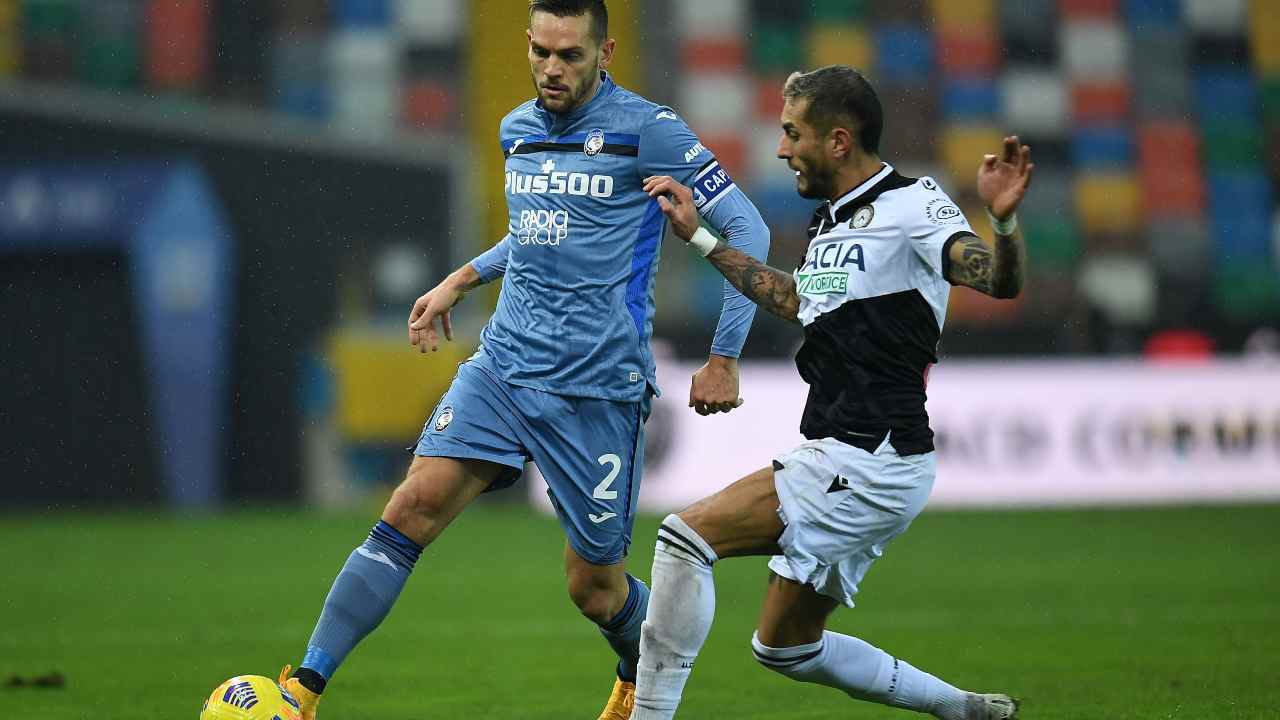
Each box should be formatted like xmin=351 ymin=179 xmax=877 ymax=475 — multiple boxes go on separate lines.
xmin=905 ymin=177 xmax=978 ymax=281
xmin=639 ymin=107 xmax=770 ymax=358
xmin=637 ymin=108 xmax=738 ymax=216
xmin=469 ymin=234 xmax=512 ymax=283
xmin=699 ymin=188 xmax=771 ymax=358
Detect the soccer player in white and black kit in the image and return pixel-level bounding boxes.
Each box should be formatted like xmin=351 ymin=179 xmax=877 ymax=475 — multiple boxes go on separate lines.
xmin=634 ymin=65 xmax=1032 ymax=719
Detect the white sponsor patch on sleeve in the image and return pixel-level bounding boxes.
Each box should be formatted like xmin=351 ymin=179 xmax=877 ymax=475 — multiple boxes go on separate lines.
xmin=691 ymin=160 xmax=736 ymax=213
xmin=924 ymin=197 xmax=965 ymax=225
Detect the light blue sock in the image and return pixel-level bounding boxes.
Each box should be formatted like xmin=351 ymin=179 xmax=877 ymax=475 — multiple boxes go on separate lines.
xmin=599 ymin=574 xmax=650 ymax=682
xmin=300 ymin=521 xmax=423 ymax=681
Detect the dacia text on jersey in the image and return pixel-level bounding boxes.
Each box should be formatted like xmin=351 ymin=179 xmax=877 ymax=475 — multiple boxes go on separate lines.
xmin=795 ymin=240 xmax=865 ymax=295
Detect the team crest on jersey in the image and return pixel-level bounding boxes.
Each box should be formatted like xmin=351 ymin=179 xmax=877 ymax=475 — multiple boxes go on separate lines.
xmin=435 ymin=406 xmax=454 ymax=432
xmin=584 ymin=128 xmax=606 ymax=157
xmin=850 ymin=205 xmax=874 ymax=229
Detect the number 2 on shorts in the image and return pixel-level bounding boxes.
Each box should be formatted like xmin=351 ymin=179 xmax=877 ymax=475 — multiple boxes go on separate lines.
xmin=595 ymin=453 xmax=621 ymax=500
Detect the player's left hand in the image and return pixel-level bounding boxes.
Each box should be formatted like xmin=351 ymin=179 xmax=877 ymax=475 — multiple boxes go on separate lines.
xmin=689 ymin=355 xmax=743 ymax=416
xmin=977 ymin=135 xmax=1034 ymax=221
xmin=643 ymin=175 xmax=699 ymax=241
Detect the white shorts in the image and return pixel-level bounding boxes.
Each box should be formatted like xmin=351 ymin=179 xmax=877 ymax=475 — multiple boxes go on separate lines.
xmin=767 ymin=435 xmax=935 ymax=608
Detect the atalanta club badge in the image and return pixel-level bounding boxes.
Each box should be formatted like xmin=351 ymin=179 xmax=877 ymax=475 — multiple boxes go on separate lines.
xmin=435 ymin=406 xmax=454 ymax=432
xmin=584 ymin=128 xmax=605 ymax=158
xmin=851 ymin=205 xmax=874 ymax=229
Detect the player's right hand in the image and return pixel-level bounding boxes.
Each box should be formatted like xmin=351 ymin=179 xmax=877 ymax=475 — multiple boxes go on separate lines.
xmin=977 ymin=135 xmax=1034 ymax=221
xmin=643 ymin=175 xmax=699 ymax=241
xmin=408 ymin=280 xmax=464 ymax=353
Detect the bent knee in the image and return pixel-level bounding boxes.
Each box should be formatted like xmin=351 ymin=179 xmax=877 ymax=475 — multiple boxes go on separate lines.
xmin=385 ymin=479 xmax=439 ymax=521
xmin=382 ymin=469 xmax=454 ymax=544
xmin=566 ymin=575 xmax=625 ymax=625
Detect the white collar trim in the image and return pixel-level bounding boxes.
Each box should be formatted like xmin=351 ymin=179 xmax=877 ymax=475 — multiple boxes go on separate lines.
xmin=828 ymin=163 xmax=893 ymax=219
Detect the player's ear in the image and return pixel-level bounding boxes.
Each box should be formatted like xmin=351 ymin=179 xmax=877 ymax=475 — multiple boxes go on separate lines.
xmin=598 ymin=37 xmax=615 ymax=69
xmin=829 ymin=126 xmax=853 ymax=161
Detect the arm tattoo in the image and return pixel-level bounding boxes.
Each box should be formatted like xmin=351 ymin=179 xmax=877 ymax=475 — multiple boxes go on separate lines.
xmin=705 ymin=240 xmax=801 ymax=323
xmin=949 ymin=229 xmax=1025 ymax=298
xmin=951 ymin=236 xmax=994 ymax=295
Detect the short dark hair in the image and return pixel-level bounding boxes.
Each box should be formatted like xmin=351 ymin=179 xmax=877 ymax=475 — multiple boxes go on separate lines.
xmin=783 ymin=65 xmax=883 ymax=154
xmin=529 ymin=0 xmax=608 ymax=46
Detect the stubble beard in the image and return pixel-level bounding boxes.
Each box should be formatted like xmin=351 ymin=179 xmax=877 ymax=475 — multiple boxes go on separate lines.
xmin=797 ymin=165 xmax=835 ymax=200
xmin=533 ymin=59 xmax=600 ymax=114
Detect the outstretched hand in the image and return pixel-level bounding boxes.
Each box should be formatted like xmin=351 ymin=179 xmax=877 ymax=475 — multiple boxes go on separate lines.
xmin=643 ymin=175 xmax=700 ymax=241
xmin=977 ymin=135 xmax=1034 ymax=221
xmin=407 ymin=280 xmax=464 ymax=353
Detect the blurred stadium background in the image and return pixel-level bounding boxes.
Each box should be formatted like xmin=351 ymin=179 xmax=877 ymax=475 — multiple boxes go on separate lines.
xmin=1 ymin=1 xmax=1278 ymax=718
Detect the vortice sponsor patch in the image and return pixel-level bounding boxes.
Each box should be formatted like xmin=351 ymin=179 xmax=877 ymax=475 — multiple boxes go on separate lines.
xmin=796 ymin=271 xmax=849 ymax=295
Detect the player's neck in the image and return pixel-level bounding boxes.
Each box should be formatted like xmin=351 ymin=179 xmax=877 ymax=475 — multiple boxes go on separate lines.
xmin=827 ymin=155 xmax=885 ymax=203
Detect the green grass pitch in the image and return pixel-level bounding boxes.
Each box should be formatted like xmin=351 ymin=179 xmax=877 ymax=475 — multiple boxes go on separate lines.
xmin=1 ymin=503 xmax=1277 ymax=719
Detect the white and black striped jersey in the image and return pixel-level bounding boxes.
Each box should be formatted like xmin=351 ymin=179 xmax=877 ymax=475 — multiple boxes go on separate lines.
xmin=792 ymin=163 xmax=977 ymax=455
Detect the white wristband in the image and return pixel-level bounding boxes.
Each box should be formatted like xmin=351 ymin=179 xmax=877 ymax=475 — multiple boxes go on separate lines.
xmin=986 ymin=209 xmax=1018 ymax=236
xmin=688 ymin=227 xmax=718 ymax=257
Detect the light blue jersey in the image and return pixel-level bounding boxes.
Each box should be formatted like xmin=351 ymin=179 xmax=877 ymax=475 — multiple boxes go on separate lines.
xmin=469 ymin=72 xmax=771 ymax=401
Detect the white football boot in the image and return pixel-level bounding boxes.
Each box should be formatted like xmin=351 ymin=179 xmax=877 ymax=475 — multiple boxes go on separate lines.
xmin=966 ymin=693 xmax=1020 ymax=719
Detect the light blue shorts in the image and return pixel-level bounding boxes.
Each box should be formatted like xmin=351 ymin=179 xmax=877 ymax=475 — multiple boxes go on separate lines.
xmin=415 ymin=355 xmax=649 ymax=565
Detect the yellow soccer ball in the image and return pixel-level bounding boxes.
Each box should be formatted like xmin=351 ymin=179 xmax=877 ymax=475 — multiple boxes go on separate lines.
xmin=200 ymin=675 xmax=303 ymax=720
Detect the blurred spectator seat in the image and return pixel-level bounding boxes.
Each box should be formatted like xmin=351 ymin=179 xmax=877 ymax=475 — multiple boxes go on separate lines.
xmin=1079 ymin=254 xmax=1158 ymax=326
xmin=1184 ymin=0 xmax=1247 ymax=35
xmin=1001 ymin=68 xmax=1068 ymax=136
xmin=1072 ymin=82 xmax=1129 ymax=123
xmin=1075 ymin=173 xmax=1142 ymax=234
xmin=145 ymin=0 xmax=209 ymax=91
xmin=1062 ymin=20 xmax=1128 ymax=82
xmin=1060 ymin=0 xmax=1120 ymax=20
xmin=875 ymin=23 xmax=933 ymax=84
xmin=937 ymin=27 xmax=999 ymax=78
xmin=941 ymin=124 xmax=1003 ymax=185
xmin=808 ymin=25 xmax=873 ymax=73
xmin=1142 ymin=329 xmax=1215 ymax=360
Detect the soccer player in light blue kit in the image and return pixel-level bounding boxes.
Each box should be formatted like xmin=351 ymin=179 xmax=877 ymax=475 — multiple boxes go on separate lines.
xmin=278 ymin=2 xmax=770 ymax=718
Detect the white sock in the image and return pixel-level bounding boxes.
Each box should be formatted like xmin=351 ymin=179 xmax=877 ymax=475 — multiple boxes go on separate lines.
xmin=632 ymin=514 xmax=719 ymax=720
xmin=751 ymin=630 xmax=971 ymax=720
